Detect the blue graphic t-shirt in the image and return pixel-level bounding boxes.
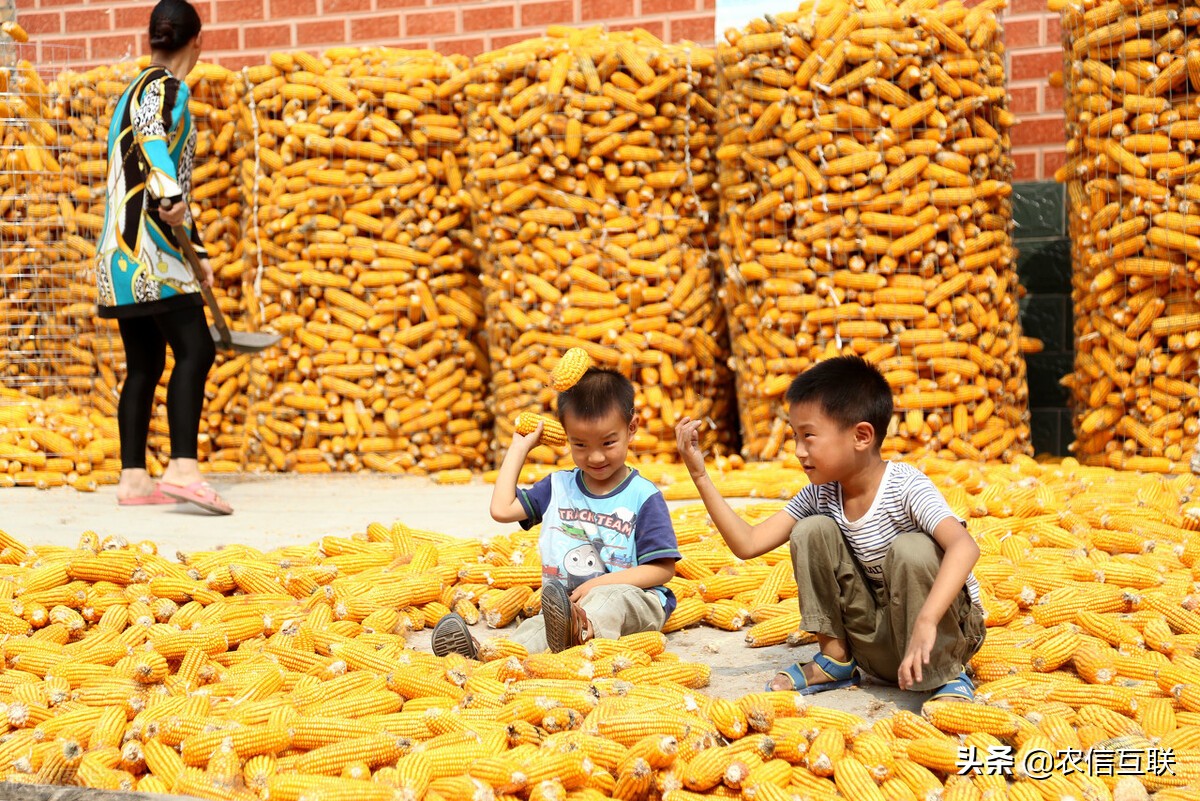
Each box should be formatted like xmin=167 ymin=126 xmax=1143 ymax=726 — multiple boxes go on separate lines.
xmin=517 ymin=468 xmax=681 ymax=617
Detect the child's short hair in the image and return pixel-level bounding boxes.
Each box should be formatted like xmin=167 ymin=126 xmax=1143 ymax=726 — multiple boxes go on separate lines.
xmin=557 ymin=368 xmax=636 ymax=425
xmin=785 ymin=356 xmax=893 ymax=447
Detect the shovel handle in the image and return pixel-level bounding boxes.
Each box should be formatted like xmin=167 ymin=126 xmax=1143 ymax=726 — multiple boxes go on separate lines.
xmin=164 ymin=207 xmax=232 ymax=349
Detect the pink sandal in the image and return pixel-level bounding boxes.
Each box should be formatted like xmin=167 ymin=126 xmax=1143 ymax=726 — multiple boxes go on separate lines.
xmin=158 ymin=480 xmax=233 ymax=515
xmin=117 ymin=485 xmax=180 ymax=507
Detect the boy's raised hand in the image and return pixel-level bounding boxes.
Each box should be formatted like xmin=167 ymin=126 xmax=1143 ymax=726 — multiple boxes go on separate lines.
xmin=511 ymin=420 xmax=543 ymax=452
xmin=674 ymin=417 xmax=707 ymax=480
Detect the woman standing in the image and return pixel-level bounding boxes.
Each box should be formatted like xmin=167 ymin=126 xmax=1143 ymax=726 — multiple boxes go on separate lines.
xmin=94 ymin=0 xmax=231 ymax=515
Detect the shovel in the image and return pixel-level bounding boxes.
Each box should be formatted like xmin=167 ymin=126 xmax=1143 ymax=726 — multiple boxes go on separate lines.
xmin=168 ymin=218 xmax=281 ymax=354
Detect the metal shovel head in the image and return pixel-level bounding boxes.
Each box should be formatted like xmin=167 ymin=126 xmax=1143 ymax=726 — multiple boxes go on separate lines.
xmin=208 ymin=325 xmax=282 ymax=354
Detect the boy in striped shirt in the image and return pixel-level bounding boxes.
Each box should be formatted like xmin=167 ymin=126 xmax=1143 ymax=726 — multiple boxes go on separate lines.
xmin=676 ymin=356 xmax=985 ymax=701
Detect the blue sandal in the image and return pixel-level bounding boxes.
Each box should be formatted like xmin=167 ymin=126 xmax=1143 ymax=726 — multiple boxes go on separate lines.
xmin=768 ymin=653 xmax=861 ymax=695
xmin=929 ymin=671 xmax=975 ymax=702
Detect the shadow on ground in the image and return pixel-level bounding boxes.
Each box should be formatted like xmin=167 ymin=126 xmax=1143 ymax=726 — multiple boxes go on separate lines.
xmin=408 ymin=621 xmax=928 ymax=721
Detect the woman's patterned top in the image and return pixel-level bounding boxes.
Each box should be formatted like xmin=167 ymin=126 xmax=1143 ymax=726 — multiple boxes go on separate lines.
xmin=94 ymin=66 xmax=208 ymax=319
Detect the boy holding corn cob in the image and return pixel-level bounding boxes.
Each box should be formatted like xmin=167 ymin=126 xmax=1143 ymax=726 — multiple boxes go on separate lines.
xmin=433 ymin=368 xmax=681 ymax=656
xmin=676 ymin=356 xmax=985 ymax=701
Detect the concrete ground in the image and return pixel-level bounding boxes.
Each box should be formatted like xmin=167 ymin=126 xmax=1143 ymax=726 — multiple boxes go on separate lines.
xmin=3 ymin=474 xmax=925 ymax=721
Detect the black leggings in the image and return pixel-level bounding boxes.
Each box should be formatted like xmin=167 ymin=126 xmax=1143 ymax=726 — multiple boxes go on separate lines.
xmin=117 ymin=305 xmax=216 ymax=469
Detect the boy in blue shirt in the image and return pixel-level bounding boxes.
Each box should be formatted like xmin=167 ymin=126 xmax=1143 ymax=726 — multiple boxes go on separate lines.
xmin=433 ymin=369 xmax=681 ymax=656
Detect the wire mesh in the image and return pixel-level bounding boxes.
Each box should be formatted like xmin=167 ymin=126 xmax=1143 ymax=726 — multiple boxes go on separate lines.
xmin=0 ymin=43 xmax=87 ymax=399
xmin=716 ymin=0 xmax=1033 ymax=465
xmin=1054 ymin=0 xmax=1200 ymax=474
xmin=43 ymin=58 xmax=255 ymax=479
xmin=466 ymin=28 xmax=737 ymax=470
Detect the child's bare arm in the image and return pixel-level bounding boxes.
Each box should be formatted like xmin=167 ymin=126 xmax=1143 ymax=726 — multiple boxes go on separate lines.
xmin=675 ymin=418 xmax=795 ymax=559
xmin=570 ymin=558 xmax=675 ymax=601
xmin=921 ymin=518 xmax=980 ymax=624
xmin=489 ymin=423 xmax=543 ymax=523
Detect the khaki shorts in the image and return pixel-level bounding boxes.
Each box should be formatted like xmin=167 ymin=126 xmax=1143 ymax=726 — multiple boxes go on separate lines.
xmin=789 ymin=515 xmax=986 ymax=691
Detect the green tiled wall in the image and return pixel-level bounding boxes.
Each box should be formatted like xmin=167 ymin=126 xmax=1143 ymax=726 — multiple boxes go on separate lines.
xmin=1011 ymin=181 xmax=1073 ymax=457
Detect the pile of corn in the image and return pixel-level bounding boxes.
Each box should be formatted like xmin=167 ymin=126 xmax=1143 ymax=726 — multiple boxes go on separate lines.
xmin=716 ymin=0 xmax=1035 ymax=464
xmin=3 ymin=456 xmax=1200 ymax=797
xmin=0 ymin=58 xmax=255 ymax=476
xmin=1050 ymin=0 xmax=1200 ymax=474
xmin=62 ymin=62 xmax=255 ymax=474
xmin=238 ymin=48 xmax=491 ymax=475
xmin=0 ymin=54 xmax=82 ymax=398
xmin=0 ymin=388 xmax=121 ymax=491
xmin=464 ymin=27 xmax=735 ymax=467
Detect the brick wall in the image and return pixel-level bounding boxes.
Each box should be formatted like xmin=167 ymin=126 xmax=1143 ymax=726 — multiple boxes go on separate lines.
xmin=18 ymin=0 xmax=1067 ymax=178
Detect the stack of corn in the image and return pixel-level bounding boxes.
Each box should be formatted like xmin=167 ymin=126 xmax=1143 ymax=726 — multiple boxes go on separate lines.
xmin=176 ymin=62 xmax=255 ymax=473
xmin=240 ymin=48 xmax=491 ymax=476
xmin=0 ymin=56 xmax=124 ymax=487
xmin=717 ymin=0 xmax=1035 ymax=464
xmin=1051 ymin=0 xmax=1200 ymax=474
xmin=29 ymin=59 xmax=255 ymax=477
xmin=0 ymin=388 xmax=121 ymax=491
xmin=4 ymin=457 xmax=1200 ymax=796
xmin=465 ymin=27 xmax=736 ymax=468
xmin=0 ymin=56 xmax=68 ymax=398
xmin=0 ymin=55 xmax=83 ymax=402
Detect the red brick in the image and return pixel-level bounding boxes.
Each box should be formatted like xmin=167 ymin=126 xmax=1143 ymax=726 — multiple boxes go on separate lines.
xmin=194 ymin=2 xmax=216 ymax=26
xmin=669 ymin=14 xmax=716 ymax=44
xmin=1010 ymin=115 xmax=1064 ymax=148
xmin=378 ymin=0 xmax=430 ymax=8
xmin=1045 ymin=15 xmax=1061 ymax=44
xmin=115 ymin=7 xmax=152 ymax=30
xmin=1010 ymin=49 xmax=1061 ymax=82
xmin=297 ymin=19 xmax=346 ymax=45
xmin=270 ymin=0 xmax=318 ymax=16
xmin=463 ymin=4 xmax=516 ymax=31
xmin=1004 ymin=18 xmax=1040 ymax=50
xmin=490 ymin=32 xmax=531 ymax=49
xmin=37 ymin=0 xmax=78 ymax=8
xmin=406 ymin=10 xmax=458 ymax=37
xmin=92 ymin=33 xmax=139 ymax=61
xmin=610 ymin=20 xmax=665 ymax=39
xmin=39 ymin=36 xmax=89 ymax=62
xmin=520 ymin=1 xmax=575 ymax=27
xmin=1010 ymin=0 xmax=1045 ymax=12
xmin=37 ymin=36 xmax=85 ymax=66
xmin=1042 ymin=149 xmax=1067 ymax=179
xmin=1044 ymin=85 xmax=1064 ymax=114
xmin=244 ymin=23 xmax=292 ymax=49
xmin=1009 ymin=86 xmax=1038 ymax=116
xmin=323 ymin=0 xmax=373 ymax=12
xmin=581 ymin=0 xmax=632 ymax=19
xmin=217 ymin=0 xmax=266 ymax=22
xmin=1012 ymin=151 xmax=1037 ymax=181
xmin=399 ymin=38 xmax=433 ymax=50
xmin=201 ymin=26 xmax=241 ymax=52
xmin=64 ymin=8 xmax=111 ymax=34
xmin=702 ymin=0 xmax=715 ymax=7
xmin=350 ymin=14 xmax=401 ymax=40
xmin=19 ymin=12 xmax=63 ymax=36
xmin=216 ymin=53 xmax=269 ymax=71
xmin=644 ymin=0 xmax=695 ymax=13
xmin=436 ymin=36 xmax=487 ymax=57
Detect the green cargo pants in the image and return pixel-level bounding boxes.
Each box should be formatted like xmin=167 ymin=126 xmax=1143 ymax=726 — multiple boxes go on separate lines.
xmin=789 ymin=515 xmax=986 ymax=691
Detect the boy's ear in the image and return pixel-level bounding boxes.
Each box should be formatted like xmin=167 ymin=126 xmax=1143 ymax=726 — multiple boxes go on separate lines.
xmin=853 ymin=422 xmax=876 ymax=450
xmin=628 ymin=414 xmax=640 ymax=435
